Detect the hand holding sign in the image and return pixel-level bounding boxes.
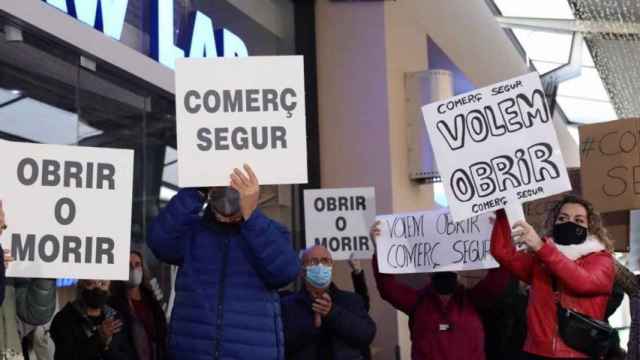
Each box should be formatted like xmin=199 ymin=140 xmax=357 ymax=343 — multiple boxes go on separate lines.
xmin=4 ymin=250 xmax=13 ymax=269
xmin=0 ymin=200 xmax=11 ymax=268
xmin=0 ymin=200 xmax=6 ymax=234
xmin=511 ymin=220 xmax=543 ymax=251
xmin=230 ymin=164 xmax=260 ymax=220
xmin=370 ymin=221 xmax=381 ymax=243
xmin=348 ymin=252 xmax=362 ymax=273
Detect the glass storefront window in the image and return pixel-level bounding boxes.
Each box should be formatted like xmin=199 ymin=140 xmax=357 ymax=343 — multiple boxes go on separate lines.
xmin=0 ymin=0 xmax=299 ymax=293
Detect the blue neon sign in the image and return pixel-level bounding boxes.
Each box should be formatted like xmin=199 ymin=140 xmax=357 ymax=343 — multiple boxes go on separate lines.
xmin=56 ymin=278 xmax=79 ymax=288
xmin=43 ymin=0 xmax=248 ymax=69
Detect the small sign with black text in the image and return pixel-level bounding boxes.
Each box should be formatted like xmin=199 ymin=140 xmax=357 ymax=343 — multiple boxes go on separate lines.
xmin=375 ymin=209 xmax=498 ymax=274
xmin=304 ymin=187 xmax=375 ymax=261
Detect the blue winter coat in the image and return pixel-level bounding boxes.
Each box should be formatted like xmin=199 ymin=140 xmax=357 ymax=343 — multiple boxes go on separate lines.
xmin=148 ymin=189 xmax=300 ymax=360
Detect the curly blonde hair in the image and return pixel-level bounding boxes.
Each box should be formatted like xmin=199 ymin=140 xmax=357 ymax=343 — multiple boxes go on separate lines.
xmin=543 ymin=195 xmax=613 ymax=251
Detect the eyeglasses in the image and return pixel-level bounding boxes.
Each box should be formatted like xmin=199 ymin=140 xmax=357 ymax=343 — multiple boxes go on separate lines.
xmin=305 ymin=257 xmax=332 ymax=266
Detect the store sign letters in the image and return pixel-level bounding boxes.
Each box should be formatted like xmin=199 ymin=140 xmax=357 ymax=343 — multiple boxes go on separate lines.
xmin=43 ymin=0 xmax=248 ymax=69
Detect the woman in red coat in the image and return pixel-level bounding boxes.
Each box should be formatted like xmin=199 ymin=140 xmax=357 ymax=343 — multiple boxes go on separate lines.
xmin=491 ymin=195 xmax=615 ymax=359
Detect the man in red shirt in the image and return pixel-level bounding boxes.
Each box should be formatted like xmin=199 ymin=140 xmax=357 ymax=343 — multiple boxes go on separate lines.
xmin=371 ymin=222 xmax=508 ymax=360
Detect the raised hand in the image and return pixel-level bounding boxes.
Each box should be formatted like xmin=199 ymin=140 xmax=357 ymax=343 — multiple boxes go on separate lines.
xmin=0 ymin=200 xmax=6 ymax=236
xmin=4 ymin=249 xmax=13 ymax=269
xmin=369 ymin=221 xmax=381 ymax=239
xmin=369 ymin=221 xmax=381 ymax=252
xmin=229 ymin=164 xmax=260 ymax=220
xmin=512 ymin=220 xmax=543 ymax=251
xmin=348 ymin=252 xmax=362 ymax=274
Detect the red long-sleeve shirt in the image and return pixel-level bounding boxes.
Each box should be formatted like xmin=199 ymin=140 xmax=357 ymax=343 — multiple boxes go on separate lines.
xmin=373 ymin=256 xmax=508 ymax=360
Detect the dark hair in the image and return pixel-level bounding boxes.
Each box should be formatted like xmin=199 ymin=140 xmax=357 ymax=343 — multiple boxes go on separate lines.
xmin=110 ymin=251 xmax=147 ymax=300
xmin=108 ymin=251 xmax=169 ymax=358
xmin=130 ymin=250 xmax=143 ymax=263
xmin=544 ymin=194 xmax=612 ymax=251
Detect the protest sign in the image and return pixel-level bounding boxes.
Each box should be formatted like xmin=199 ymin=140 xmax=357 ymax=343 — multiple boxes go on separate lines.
xmin=175 ymin=56 xmax=308 ymax=187
xmin=304 ymin=187 xmax=375 ymax=261
xmin=0 ymin=140 xmax=133 ymax=280
xmin=375 ymin=208 xmax=497 ymax=274
xmin=579 ymin=118 xmax=640 ymax=213
xmin=422 ymin=72 xmax=571 ymax=222
xmin=603 ymin=211 xmax=630 ymax=252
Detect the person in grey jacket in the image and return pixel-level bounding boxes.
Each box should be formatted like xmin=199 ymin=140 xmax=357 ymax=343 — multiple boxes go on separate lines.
xmin=0 ymin=199 xmax=57 ymax=360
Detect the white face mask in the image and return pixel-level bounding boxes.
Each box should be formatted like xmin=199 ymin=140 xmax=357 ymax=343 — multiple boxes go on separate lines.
xmin=128 ymin=268 xmax=143 ymax=288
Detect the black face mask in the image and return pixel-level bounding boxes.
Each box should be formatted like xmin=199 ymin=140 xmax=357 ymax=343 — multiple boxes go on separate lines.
xmin=431 ymin=272 xmax=458 ymax=295
xmin=82 ymin=288 xmax=109 ymax=309
xmin=208 ymin=187 xmax=241 ymax=217
xmin=553 ymin=221 xmax=588 ymax=246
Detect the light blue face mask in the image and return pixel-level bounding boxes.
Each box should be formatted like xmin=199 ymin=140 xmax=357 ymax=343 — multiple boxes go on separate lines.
xmin=305 ymin=264 xmax=332 ymax=289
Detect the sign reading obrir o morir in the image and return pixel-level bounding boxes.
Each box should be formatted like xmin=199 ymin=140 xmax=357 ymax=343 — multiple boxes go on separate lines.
xmin=11 ymin=158 xmax=116 ymax=265
xmin=0 ymin=141 xmax=133 ymax=280
xmin=303 ymin=188 xmax=376 ymax=261
xmin=313 ymin=196 xmax=370 ymax=252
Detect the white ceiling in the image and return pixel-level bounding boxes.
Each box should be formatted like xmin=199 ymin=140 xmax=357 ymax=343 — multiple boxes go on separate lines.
xmin=492 ymin=0 xmax=618 ymax=125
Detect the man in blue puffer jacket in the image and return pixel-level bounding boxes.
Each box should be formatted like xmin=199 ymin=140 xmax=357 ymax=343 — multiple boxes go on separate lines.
xmin=148 ymin=164 xmax=300 ymax=360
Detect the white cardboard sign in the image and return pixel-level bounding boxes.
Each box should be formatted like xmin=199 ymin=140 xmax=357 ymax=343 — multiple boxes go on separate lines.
xmin=175 ymin=56 xmax=308 ymax=187
xmin=422 ymin=72 xmax=571 ymax=221
xmin=0 ymin=140 xmax=133 ymax=280
xmin=304 ymin=187 xmax=375 ymax=261
xmin=375 ymin=209 xmax=498 ymax=274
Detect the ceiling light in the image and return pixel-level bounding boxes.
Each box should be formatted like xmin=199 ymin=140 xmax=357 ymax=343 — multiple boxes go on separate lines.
xmin=3 ymin=25 xmax=23 ymax=42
